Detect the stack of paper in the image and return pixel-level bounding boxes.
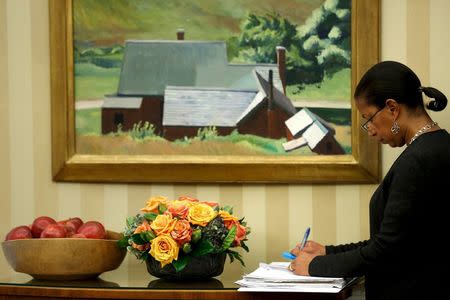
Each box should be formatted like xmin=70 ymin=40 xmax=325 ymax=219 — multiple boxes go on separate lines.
xmin=236 ymin=262 xmax=349 ymax=293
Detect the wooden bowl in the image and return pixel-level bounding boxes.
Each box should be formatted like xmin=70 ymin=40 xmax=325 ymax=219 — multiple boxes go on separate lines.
xmin=1 ymin=231 xmax=127 ymax=280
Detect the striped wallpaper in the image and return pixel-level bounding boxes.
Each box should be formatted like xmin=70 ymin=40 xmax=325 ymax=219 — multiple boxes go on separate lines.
xmin=1 ymin=0 xmax=450 ymax=278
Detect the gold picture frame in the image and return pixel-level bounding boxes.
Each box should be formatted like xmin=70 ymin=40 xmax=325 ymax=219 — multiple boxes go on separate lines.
xmin=50 ymin=0 xmax=380 ymax=184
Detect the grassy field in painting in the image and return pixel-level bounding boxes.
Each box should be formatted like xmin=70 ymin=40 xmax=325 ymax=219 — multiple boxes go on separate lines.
xmin=75 ymin=108 xmax=351 ymax=156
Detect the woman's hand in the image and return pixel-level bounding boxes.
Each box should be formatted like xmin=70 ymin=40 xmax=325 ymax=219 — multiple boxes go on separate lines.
xmin=290 ymin=240 xmax=325 ymax=256
xmin=288 ymin=240 xmax=325 ymax=276
xmin=289 ymin=251 xmax=316 ymax=276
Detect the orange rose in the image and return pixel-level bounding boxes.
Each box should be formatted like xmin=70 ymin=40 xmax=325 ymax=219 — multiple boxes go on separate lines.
xmin=178 ymin=196 xmax=199 ymax=203
xmin=167 ymin=201 xmax=189 ymax=219
xmin=150 ymin=214 xmax=176 ymax=235
xmin=133 ymin=220 xmax=152 ymax=234
xmin=131 ymin=242 xmax=150 ymax=251
xmin=170 ymin=220 xmax=192 ymax=245
xmin=226 ymin=220 xmax=247 ymax=246
xmin=219 ymin=210 xmax=238 ymax=228
xmin=141 ymin=196 xmax=169 ymax=213
xmin=203 ymin=201 xmax=219 ymax=208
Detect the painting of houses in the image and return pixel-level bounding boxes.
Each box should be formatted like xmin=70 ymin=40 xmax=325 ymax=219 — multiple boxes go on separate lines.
xmin=74 ymin=0 xmax=352 ymax=156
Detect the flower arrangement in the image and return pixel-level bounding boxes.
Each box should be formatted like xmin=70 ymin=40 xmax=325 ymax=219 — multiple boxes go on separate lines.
xmin=119 ymin=195 xmax=250 ymax=272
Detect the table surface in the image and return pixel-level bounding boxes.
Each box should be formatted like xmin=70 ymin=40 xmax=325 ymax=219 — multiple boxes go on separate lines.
xmin=0 ymin=266 xmax=364 ymax=300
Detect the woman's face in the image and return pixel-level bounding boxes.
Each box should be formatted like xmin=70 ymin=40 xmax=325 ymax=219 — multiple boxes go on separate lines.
xmin=355 ymin=98 xmax=403 ymax=147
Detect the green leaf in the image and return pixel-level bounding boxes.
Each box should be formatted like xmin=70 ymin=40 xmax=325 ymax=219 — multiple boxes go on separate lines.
xmin=191 ymin=239 xmax=214 ymax=257
xmin=126 ymin=216 xmax=136 ymax=227
xmin=173 ymin=256 xmax=190 ymax=272
xmin=158 ymin=203 xmax=167 ymax=214
xmin=144 ymin=212 xmax=158 ymax=221
xmin=131 ymin=233 xmax=146 ymax=245
xmin=140 ymin=231 xmax=155 ymax=242
xmin=117 ymin=236 xmax=129 ymax=248
xmin=141 ymin=251 xmax=149 ymax=261
xmin=227 ymin=249 xmax=245 ymax=267
xmin=227 ymin=252 xmax=235 ymax=263
xmin=191 ymin=228 xmax=202 ymax=243
xmin=219 ymin=225 xmax=236 ymax=252
xmin=240 ymin=241 xmax=250 ymax=252
xmin=222 ymin=205 xmax=233 ymax=214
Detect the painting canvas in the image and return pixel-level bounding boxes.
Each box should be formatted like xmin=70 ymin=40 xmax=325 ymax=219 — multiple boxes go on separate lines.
xmin=74 ymin=0 xmax=352 ymax=156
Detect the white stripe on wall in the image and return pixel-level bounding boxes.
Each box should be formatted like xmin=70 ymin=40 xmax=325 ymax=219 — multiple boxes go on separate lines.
xmin=288 ymin=185 xmax=313 ymax=245
xmin=336 ymin=185 xmax=360 ymax=244
xmin=57 ymin=183 xmax=82 ymax=220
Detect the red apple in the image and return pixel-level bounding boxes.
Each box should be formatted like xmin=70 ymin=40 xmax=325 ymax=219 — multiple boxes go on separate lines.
xmin=77 ymin=221 xmax=106 ymax=239
xmin=66 ymin=217 xmax=83 ymax=232
xmin=5 ymin=226 xmax=33 ymax=241
xmin=57 ymin=217 xmax=83 ymax=237
xmin=70 ymin=233 xmax=86 ymax=238
xmin=40 ymin=224 xmax=68 ymax=238
xmin=31 ymin=216 xmax=56 ymax=238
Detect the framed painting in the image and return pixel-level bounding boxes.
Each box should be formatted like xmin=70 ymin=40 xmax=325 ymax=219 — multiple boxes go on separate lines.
xmin=50 ymin=0 xmax=380 ymax=183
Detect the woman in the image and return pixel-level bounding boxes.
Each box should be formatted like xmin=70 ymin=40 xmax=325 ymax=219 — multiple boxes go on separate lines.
xmin=289 ymin=61 xmax=449 ymax=300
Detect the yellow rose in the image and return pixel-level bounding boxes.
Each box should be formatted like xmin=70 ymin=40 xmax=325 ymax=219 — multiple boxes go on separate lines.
xmin=141 ymin=196 xmax=169 ymax=213
xmin=149 ymin=235 xmax=179 ymax=268
xmin=188 ymin=203 xmax=217 ymax=226
xmin=150 ymin=214 xmax=176 ymax=235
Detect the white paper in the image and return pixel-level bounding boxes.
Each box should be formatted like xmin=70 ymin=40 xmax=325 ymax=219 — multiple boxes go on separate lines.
xmin=236 ymin=262 xmax=349 ymax=293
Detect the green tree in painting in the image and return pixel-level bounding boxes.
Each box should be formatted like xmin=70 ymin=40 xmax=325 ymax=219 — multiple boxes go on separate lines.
xmin=236 ymin=0 xmax=351 ymax=93
xmin=237 ymin=13 xmax=297 ymax=63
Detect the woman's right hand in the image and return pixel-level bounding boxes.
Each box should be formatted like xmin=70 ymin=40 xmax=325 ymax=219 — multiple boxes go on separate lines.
xmin=290 ymin=240 xmax=326 ymax=256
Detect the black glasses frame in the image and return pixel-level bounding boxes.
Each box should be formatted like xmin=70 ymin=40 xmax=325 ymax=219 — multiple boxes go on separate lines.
xmin=361 ymin=106 xmax=385 ymax=131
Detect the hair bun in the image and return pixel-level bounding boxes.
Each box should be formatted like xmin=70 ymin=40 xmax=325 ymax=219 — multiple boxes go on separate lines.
xmin=422 ymin=87 xmax=448 ymax=111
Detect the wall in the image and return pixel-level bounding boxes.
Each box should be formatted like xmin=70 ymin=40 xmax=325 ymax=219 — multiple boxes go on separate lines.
xmin=1 ymin=0 xmax=449 ymax=279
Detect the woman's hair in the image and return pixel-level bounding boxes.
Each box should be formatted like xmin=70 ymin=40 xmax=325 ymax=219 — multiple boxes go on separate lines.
xmin=354 ymin=61 xmax=447 ymax=112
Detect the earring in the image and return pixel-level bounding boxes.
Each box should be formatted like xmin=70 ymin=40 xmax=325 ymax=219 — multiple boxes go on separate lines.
xmin=391 ymin=121 xmax=400 ymax=134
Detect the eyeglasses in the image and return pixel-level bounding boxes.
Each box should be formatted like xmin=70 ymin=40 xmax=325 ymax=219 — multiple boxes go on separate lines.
xmin=361 ymin=106 xmax=385 ymax=131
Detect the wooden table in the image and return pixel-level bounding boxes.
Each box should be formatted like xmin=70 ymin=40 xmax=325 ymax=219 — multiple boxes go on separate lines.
xmin=0 ymin=270 xmax=363 ymax=300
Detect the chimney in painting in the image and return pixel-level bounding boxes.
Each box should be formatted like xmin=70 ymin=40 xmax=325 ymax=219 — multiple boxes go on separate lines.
xmin=267 ymin=70 xmax=276 ymax=138
xmin=276 ymin=46 xmax=286 ymax=94
xmin=177 ymin=28 xmax=185 ymax=40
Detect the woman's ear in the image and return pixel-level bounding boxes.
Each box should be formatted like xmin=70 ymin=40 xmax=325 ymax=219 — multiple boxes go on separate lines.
xmin=385 ymin=98 xmax=400 ymax=119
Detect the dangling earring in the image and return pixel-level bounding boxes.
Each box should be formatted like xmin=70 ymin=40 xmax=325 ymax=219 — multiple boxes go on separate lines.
xmin=391 ymin=121 xmax=400 ymax=134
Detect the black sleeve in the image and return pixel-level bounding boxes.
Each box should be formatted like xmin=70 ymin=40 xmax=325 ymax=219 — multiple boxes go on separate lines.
xmin=325 ymin=240 xmax=368 ymax=254
xmin=310 ymin=155 xmax=423 ymax=277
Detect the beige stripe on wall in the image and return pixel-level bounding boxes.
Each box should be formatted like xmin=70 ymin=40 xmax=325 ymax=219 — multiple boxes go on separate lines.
xmin=242 ymin=185 xmax=266 ymax=271
xmin=429 ymin=0 xmax=450 ymax=130
xmin=127 ymin=184 xmax=152 ymax=283
xmin=173 ymin=184 xmax=197 ymax=199
xmin=265 ymin=185 xmax=289 ymax=262
xmin=219 ymin=185 xmax=244 ymax=276
xmin=196 ymin=184 xmax=220 ymax=202
xmin=7 ymin=0 xmax=35 ymax=225
xmin=0 ymin=0 xmax=12 ymax=275
xmin=31 ymin=0 xmax=58 ymax=218
xmin=80 ymin=184 xmax=105 ymax=222
xmin=407 ymin=0 xmax=430 ymax=85
xmin=312 ymin=185 xmax=336 ymax=245
xmin=359 ymin=184 xmax=375 ymax=240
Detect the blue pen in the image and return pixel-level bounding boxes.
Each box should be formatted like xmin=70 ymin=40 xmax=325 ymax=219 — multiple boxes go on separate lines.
xmin=281 ymin=227 xmax=311 ymax=260
xmin=299 ymin=227 xmax=311 ymax=250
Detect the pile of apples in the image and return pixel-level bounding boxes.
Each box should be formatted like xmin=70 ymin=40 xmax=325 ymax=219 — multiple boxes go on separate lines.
xmin=4 ymin=216 xmax=107 ymax=241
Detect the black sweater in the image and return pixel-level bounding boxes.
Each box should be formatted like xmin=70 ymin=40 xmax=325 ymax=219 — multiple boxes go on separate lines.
xmin=309 ymin=129 xmax=450 ymax=300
